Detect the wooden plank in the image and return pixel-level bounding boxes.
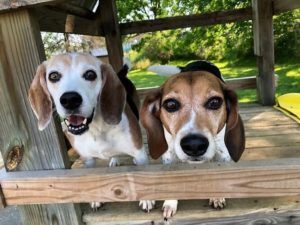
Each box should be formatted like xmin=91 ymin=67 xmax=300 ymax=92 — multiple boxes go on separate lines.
xmin=242 ymin=146 xmax=300 ymax=160
xmin=99 ymin=0 xmax=123 ymax=71
xmin=273 ymin=0 xmax=300 ymax=14
xmin=3 ymin=159 xmax=300 ymax=205
xmin=120 ymin=7 xmax=252 ymax=35
xmin=252 ymin=0 xmax=275 ymax=105
xmin=82 ymin=197 xmax=300 ymax=225
xmin=37 ymin=7 xmax=103 ymax=35
xmin=0 ymin=9 xmax=82 ymax=225
xmin=0 ymin=0 xmax=64 ymax=12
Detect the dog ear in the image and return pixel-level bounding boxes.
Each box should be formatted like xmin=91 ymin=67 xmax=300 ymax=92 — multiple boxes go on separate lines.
xmin=140 ymin=89 xmax=168 ymax=159
xmin=224 ymin=88 xmax=245 ymax=162
xmin=100 ymin=63 xmax=126 ymax=125
xmin=28 ymin=63 xmax=53 ymax=130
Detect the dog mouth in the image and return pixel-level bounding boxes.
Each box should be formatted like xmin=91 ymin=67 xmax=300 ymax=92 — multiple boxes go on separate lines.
xmin=64 ymin=111 xmax=94 ymax=135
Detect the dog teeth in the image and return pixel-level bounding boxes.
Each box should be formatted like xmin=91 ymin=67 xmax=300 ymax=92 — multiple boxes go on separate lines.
xmin=83 ymin=118 xmax=87 ymax=125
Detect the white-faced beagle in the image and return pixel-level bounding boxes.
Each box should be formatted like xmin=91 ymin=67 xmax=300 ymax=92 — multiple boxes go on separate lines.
xmin=28 ymin=53 xmax=154 ymax=211
xmin=142 ymin=60 xmax=245 ymax=219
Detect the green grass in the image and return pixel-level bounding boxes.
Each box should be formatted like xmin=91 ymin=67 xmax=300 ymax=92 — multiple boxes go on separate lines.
xmin=128 ymin=58 xmax=300 ymax=103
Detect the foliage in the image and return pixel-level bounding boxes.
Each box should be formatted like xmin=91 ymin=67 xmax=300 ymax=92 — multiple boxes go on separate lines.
xmin=42 ymin=33 xmax=105 ymax=59
xmin=118 ymin=1 xmax=300 ymax=63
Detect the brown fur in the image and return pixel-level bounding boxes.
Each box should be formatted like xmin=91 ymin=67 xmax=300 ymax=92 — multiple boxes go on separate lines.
xmin=28 ymin=64 xmax=52 ymax=130
xmin=100 ymin=63 xmax=126 ymax=125
xmin=141 ymin=71 xmax=245 ymax=161
xmin=125 ymin=105 xmax=143 ymax=149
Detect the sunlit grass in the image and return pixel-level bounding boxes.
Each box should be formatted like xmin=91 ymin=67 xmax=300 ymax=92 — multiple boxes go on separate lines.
xmin=128 ymin=59 xmax=300 ymax=103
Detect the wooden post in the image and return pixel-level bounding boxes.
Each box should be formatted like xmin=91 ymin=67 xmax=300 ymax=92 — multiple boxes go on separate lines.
xmin=0 ymin=9 xmax=82 ymax=225
xmin=252 ymin=0 xmax=276 ymax=106
xmin=99 ymin=0 xmax=123 ymax=72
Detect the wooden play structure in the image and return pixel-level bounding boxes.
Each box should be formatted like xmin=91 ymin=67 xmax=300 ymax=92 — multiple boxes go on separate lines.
xmin=0 ymin=0 xmax=299 ymax=224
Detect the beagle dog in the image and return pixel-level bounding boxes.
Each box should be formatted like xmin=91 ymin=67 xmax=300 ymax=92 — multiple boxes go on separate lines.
xmin=28 ymin=53 xmax=154 ymax=211
xmin=142 ymin=61 xmax=245 ymax=219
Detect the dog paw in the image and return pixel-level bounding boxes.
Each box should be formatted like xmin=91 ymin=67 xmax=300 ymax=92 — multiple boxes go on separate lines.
xmin=209 ymin=198 xmax=226 ymax=209
xmin=90 ymin=202 xmax=103 ymax=211
xmin=109 ymin=157 xmax=120 ymax=167
xmin=139 ymin=200 xmax=155 ymax=212
xmin=162 ymin=200 xmax=178 ymax=220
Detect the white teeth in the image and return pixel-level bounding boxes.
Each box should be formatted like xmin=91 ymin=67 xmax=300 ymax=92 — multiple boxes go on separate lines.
xmin=65 ymin=119 xmax=70 ymax=126
xmin=83 ymin=118 xmax=87 ymax=125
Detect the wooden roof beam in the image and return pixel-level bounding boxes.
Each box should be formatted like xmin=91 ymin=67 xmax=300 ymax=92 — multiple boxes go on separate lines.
xmin=0 ymin=0 xmax=65 ymax=12
xmin=120 ymin=7 xmax=252 ymax=35
xmin=273 ymin=0 xmax=300 ymax=14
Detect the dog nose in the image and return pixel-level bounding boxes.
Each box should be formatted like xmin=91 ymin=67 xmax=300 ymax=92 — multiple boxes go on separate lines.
xmin=180 ymin=134 xmax=209 ymax=157
xmin=60 ymin=92 xmax=82 ymax=110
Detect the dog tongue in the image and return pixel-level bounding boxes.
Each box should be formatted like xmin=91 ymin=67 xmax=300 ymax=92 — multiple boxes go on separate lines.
xmin=68 ymin=115 xmax=85 ymax=126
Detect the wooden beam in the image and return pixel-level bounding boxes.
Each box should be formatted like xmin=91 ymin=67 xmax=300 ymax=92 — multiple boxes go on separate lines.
xmin=273 ymin=0 xmax=300 ymax=14
xmin=37 ymin=7 xmax=103 ymax=35
xmin=0 ymin=0 xmax=64 ymax=13
xmin=99 ymin=0 xmax=123 ymax=71
xmin=120 ymin=7 xmax=252 ymax=35
xmin=252 ymin=0 xmax=275 ymax=106
xmin=2 ymin=159 xmax=300 ymax=205
xmin=0 ymin=9 xmax=82 ymax=225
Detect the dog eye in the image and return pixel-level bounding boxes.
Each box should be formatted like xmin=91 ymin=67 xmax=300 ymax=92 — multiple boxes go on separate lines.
xmin=205 ymin=97 xmax=223 ymax=110
xmin=83 ymin=70 xmax=97 ymax=81
xmin=48 ymin=72 xmax=61 ymax=83
xmin=162 ymin=99 xmax=181 ymax=113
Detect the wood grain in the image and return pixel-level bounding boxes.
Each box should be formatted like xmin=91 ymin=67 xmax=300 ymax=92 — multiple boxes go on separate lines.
xmin=273 ymin=0 xmax=300 ymax=14
xmin=0 ymin=0 xmax=63 ymax=12
xmin=120 ymin=7 xmax=252 ymax=35
xmin=252 ymin=0 xmax=275 ymax=105
xmin=99 ymin=0 xmax=123 ymax=72
xmin=0 ymin=9 xmax=82 ymax=225
xmin=3 ymin=159 xmax=300 ymax=205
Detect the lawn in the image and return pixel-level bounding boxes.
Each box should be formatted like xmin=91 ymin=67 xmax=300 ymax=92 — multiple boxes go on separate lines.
xmin=128 ymin=59 xmax=300 ymax=103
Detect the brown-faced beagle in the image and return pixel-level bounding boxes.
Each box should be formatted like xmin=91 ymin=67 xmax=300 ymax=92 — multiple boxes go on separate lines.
xmin=28 ymin=53 xmax=155 ymax=211
xmin=142 ymin=60 xmax=245 ymax=219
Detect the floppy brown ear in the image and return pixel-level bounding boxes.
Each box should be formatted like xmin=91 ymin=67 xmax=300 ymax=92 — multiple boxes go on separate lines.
xmin=28 ymin=63 xmax=53 ymax=130
xmin=224 ymin=88 xmax=245 ymax=162
xmin=140 ymin=89 xmax=168 ymax=159
xmin=100 ymin=63 xmax=126 ymax=125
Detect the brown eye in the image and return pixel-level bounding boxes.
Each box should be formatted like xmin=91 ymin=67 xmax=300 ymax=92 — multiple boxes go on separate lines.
xmin=48 ymin=72 xmax=61 ymax=83
xmin=205 ymin=97 xmax=223 ymax=110
xmin=83 ymin=70 xmax=97 ymax=81
xmin=162 ymin=98 xmax=181 ymax=113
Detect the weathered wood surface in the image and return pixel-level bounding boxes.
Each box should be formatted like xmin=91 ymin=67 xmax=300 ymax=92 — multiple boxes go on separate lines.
xmin=120 ymin=7 xmax=252 ymax=35
xmin=252 ymin=0 xmax=276 ymax=105
xmin=83 ymin=197 xmax=300 ymax=225
xmin=37 ymin=6 xmax=102 ymax=35
xmin=0 ymin=0 xmax=63 ymax=12
xmin=0 ymin=9 xmax=82 ymax=225
xmin=3 ymin=158 xmax=300 ymax=205
xmin=273 ymin=0 xmax=300 ymax=14
xmin=99 ymin=0 xmax=123 ymax=72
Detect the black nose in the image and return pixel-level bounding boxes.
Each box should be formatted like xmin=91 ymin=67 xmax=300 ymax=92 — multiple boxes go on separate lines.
xmin=180 ymin=134 xmax=209 ymax=157
xmin=60 ymin=92 xmax=82 ymax=110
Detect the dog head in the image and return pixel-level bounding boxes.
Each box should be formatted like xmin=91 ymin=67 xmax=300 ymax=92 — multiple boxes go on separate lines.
xmin=28 ymin=53 xmax=126 ymax=135
xmin=141 ymin=70 xmax=245 ymax=163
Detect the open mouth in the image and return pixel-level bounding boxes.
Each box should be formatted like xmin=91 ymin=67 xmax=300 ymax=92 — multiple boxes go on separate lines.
xmin=64 ymin=111 xmax=94 ymax=135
